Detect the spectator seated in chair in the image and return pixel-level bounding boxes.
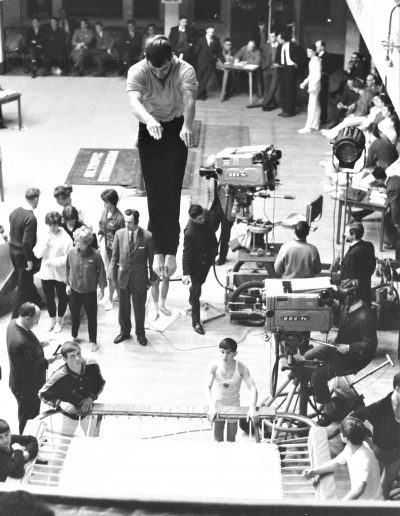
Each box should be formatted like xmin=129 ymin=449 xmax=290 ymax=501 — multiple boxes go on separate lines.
xmin=44 ymin=17 xmax=68 ymax=75
xmin=91 ymin=22 xmax=116 ymax=77
xmin=25 ymin=17 xmax=47 ymax=78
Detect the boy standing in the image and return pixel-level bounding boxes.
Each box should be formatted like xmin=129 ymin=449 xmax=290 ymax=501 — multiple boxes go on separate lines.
xmin=66 ymin=226 xmax=107 ymax=351
xmin=205 ymin=338 xmax=258 ymax=442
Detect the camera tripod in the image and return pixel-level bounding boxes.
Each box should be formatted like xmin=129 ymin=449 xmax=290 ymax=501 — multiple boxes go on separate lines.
xmin=261 ymin=330 xmax=394 ymax=425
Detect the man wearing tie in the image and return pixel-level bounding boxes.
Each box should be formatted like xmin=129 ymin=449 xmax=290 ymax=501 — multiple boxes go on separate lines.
xmin=118 ymin=20 xmax=142 ymax=76
xmin=168 ymin=16 xmax=196 ymax=64
xmin=110 ymin=209 xmax=155 ymax=346
xmin=260 ymin=29 xmax=281 ymax=111
xmin=340 ymin=222 xmax=376 ymax=305
xmin=316 ymin=40 xmax=331 ymax=125
xmin=193 ymin=25 xmax=222 ymax=101
xmin=276 ymin=30 xmax=301 ymax=117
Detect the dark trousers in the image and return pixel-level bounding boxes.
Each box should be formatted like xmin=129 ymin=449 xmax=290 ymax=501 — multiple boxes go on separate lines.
xmin=138 ymin=117 xmax=187 ymax=255
xmin=305 ymin=345 xmax=374 ymax=404
xmin=44 ymin=51 xmax=67 ymax=71
xmin=119 ymin=50 xmax=139 ymax=74
xmin=72 ymin=49 xmax=91 ymax=72
xmin=319 ymin=75 xmax=329 ymax=123
xmin=91 ymin=49 xmax=113 ymax=72
xmin=384 ymin=212 xmax=400 ymax=260
xmin=9 ymin=251 xmax=42 ymax=319
xmin=12 ymin=390 xmax=41 ymax=434
xmin=27 ymin=47 xmax=45 ymax=69
xmin=69 ymin=289 xmax=97 ymax=343
xmin=189 ymin=266 xmax=211 ymax=324
xmin=197 ymin=64 xmax=214 ymax=99
xmin=262 ymin=67 xmax=281 ymax=108
xmin=41 ymin=279 xmax=68 ymax=318
xmin=281 ymin=65 xmax=297 ymax=115
xmin=209 ymin=196 xmax=234 ymax=260
xmin=118 ymin=281 xmax=147 ymax=337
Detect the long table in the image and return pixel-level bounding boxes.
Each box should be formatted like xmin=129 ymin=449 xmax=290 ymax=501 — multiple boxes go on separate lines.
xmin=0 ymin=91 xmax=22 ymax=130
xmin=220 ymin=62 xmax=261 ymax=106
xmin=336 ymin=189 xmax=387 ymax=251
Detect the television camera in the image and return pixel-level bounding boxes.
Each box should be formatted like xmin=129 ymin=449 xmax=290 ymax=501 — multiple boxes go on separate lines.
xmin=199 ymin=145 xmax=284 ymax=222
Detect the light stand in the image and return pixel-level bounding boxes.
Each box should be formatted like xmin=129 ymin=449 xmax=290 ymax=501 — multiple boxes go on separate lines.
xmin=331 ymin=127 xmax=366 ymax=262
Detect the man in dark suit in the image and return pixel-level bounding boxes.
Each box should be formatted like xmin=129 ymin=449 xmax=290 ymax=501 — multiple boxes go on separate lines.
xmin=7 ymin=303 xmax=58 ymax=433
xmin=182 ymin=204 xmax=218 ymax=335
xmin=276 ymin=30 xmax=301 ymax=117
xmin=373 ymin=166 xmax=400 ymax=259
xmin=44 ymin=17 xmax=67 ymax=74
xmin=91 ymin=21 xmax=115 ymax=76
xmin=193 ymin=26 xmax=222 ymax=100
xmin=118 ymin=20 xmax=142 ymax=76
xmin=169 ymin=16 xmax=196 ymax=64
xmin=340 ymin=222 xmax=376 ymax=304
xmin=110 ymin=209 xmax=155 ymax=346
xmin=316 ymin=40 xmax=331 ymax=125
xmin=260 ymin=28 xmax=281 ymax=111
xmin=25 ymin=17 xmax=47 ymax=78
xmin=9 ymin=188 xmax=42 ymax=318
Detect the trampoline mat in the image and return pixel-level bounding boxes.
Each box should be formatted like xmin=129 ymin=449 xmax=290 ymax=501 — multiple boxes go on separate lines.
xmin=59 ymin=438 xmax=283 ymax=503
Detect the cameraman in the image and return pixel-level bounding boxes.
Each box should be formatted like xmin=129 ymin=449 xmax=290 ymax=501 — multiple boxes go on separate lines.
xmin=304 ymin=279 xmax=377 ymax=425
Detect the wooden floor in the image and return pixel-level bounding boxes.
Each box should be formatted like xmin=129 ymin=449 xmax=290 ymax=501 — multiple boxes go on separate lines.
xmin=0 ymin=75 xmax=399 ymax=504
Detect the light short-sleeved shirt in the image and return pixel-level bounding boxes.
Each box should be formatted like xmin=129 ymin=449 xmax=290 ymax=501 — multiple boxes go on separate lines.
xmin=126 ymin=55 xmax=197 ymax=122
xmin=335 ymin=443 xmax=383 ymax=500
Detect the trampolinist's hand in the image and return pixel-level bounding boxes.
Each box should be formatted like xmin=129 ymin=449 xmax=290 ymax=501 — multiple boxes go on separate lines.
xmin=182 ymin=275 xmax=190 ymax=285
xmin=207 ymin=408 xmax=217 ymax=424
xmin=97 ymin=288 xmax=104 ymax=301
xmin=247 ymin=405 xmax=258 ymax=424
xmin=146 ymin=117 xmax=163 ymax=140
xmin=180 ymin=125 xmax=193 ymax=147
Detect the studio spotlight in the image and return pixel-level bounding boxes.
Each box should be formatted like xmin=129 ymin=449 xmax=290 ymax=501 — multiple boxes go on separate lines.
xmin=332 ymin=127 xmax=366 ymax=169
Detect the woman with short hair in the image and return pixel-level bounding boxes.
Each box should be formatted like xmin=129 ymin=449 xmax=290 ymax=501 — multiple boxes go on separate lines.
xmin=98 ymin=189 xmax=125 ymax=310
xmin=33 ymin=210 xmax=72 ymax=332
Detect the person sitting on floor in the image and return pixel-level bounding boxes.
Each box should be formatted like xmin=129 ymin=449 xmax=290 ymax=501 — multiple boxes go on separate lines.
xmin=303 ymin=416 xmax=382 ymax=500
xmin=0 ymin=419 xmax=38 ymax=482
xmin=350 ymin=372 xmax=400 ymax=499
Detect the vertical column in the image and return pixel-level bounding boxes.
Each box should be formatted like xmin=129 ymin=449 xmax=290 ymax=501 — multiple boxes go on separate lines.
xmin=123 ymin=0 xmax=133 ymax=21
xmin=0 ymin=0 xmax=4 ymax=74
xmin=164 ymin=2 xmax=179 ymax=37
xmin=52 ymin=0 xmax=63 ymax=15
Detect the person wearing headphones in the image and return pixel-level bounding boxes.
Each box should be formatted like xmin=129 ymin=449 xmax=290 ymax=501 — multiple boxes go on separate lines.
xmin=304 ymin=279 xmax=378 ymax=425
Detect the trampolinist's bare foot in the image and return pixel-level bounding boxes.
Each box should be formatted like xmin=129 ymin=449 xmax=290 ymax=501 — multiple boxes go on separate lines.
xmin=160 ymin=305 xmax=171 ymax=316
xmin=153 ymin=254 xmax=165 ymax=277
xmin=164 ymin=255 xmax=177 ymax=277
xmin=150 ymin=309 xmax=160 ymax=321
